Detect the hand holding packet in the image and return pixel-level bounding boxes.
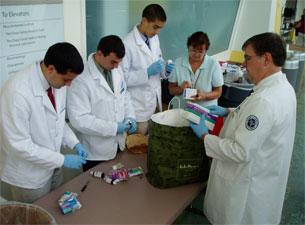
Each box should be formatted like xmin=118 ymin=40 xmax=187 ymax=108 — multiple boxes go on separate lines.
xmin=183 ymin=102 xmax=218 ymax=131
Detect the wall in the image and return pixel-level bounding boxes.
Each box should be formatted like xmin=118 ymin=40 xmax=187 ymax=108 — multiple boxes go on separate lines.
xmin=214 ymin=0 xmax=277 ymax=61
xmin=64 ymin=0 xmax=277 ymax=61
xmin=63 ymin=0 xmax=86 ymax=60
xmin=85 ymin=0 xmax=240 ymax=61
xmin=296 ymin=0 xmax=305 ymax=21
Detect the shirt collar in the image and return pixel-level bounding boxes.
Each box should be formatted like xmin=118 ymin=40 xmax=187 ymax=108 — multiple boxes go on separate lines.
xmin=92 ymin=53 xmax=110 ymax=76
xmin=137 ymin=26 xmax=149 ymax=43
xmin=37 ymin=61 xmax=50 ymax=91
xmin=181 ymin=55 xmax=209 ymax=71
xmin=253 ymin=71 xmax=282 ymax=92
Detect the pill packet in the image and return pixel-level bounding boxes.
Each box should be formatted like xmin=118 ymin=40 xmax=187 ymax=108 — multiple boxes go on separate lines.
xmin=103 ymin=166 xmax=144 ymax=185
xmin=109 ymin=169 xmax=129 ymax=180
xmin=128 ymin=166 xmax=144 ymax=178
xmin=183 ymin=88 xmax=198 ymax=100
xmin=58 ymin=192 xmax=81 ymax=215
xmin=111 ymin=163 xmax=124 ymax=170
xmin=104 ymin=176 xmax=124 ymax=185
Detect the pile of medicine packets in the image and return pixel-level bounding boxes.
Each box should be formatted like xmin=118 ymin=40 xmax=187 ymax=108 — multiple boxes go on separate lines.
xmin=90 ymin=163 xmax=144 ymax=185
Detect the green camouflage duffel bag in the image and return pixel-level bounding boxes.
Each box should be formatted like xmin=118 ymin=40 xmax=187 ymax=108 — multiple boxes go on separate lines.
xmin=146 ymin=109 xmax=210 ymax=189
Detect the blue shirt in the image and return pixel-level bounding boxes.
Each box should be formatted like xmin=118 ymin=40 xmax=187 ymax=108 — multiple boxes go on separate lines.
xmin=137 ymin=26 xmax=150 ymax=49
xmin=168 ymin=55 xmax=223 ymax=108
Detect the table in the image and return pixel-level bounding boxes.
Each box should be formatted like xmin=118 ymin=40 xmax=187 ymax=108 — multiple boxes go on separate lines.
xmin=34 ymin=150 xmax=206 ymax=224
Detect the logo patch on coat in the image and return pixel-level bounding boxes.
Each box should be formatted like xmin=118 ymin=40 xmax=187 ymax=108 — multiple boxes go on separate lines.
xmin=245 ymin=115 xmax=259 ymax=131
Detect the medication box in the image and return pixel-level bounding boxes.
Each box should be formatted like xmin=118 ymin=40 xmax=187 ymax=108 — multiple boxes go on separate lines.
xmin=183 ymin=88 xmax=197 ymax=100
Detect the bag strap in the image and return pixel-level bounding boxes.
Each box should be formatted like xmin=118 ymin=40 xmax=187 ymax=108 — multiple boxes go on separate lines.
xmin=168 ymin=96 xmax=181 ymax=110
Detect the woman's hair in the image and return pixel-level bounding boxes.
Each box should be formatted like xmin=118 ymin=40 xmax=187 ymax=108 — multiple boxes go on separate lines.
xmin=187 ymin=31 xmax=210 ymax=50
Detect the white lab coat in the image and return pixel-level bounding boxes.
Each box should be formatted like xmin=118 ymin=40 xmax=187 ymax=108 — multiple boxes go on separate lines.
xmin=203 ymin=72 xmax=296 ymax=224
xmin=0 ymin=62 xmax=79 ymax=189
xmin=121 ymin=25 xmax=166 ymax=122
xmin=67 ymin=53 xmax=135 ymax=161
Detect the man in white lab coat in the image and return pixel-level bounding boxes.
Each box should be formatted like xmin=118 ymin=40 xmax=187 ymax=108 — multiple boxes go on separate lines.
xmin=0 ymin=43 xmax=88 ymax=203
xmin=189 ymin=33 xmax=296 ymax=224
xmin=121 ymin=4 xmax=175 ymax=135
xmin=67 ymin=35 xmax=136 ymax=172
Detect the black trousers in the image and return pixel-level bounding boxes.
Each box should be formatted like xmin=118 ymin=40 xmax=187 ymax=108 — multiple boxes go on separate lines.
xmin=82 ymin=147 xmax=121 ymax=172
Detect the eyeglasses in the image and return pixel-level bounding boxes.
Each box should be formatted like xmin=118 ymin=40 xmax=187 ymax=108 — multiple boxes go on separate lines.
xmin=244 ymin=54 xmax=259 ymax=62
xmin=189 ymin=49 xmax=206 ymax=55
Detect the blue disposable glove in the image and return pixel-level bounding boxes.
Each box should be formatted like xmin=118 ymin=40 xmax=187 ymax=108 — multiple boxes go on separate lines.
xmin=207 ymin=105 xmax=228 ymax=117
xmin=123 ymin=117 xmax=137 ymax=134
xmin=117 ymin=122 xmax=130 ymax=134
xmin=189 ymin=114 xmax=209 ymax=139
xmin=165 ymin=62 xmax=175 ymax=74
xmin=63 ymin=155 xmax=87 ymax=169
xmin=147 ymin=59 xmax=164 ymax=77
xmin=74 ymin=143 xmax=88 ymax=158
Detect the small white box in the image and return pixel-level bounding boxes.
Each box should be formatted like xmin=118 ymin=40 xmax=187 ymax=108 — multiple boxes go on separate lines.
xmin=183 ymin=88 xmax=197 ymax=100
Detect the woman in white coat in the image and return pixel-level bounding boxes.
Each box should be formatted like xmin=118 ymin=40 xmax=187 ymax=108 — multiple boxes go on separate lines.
xmin=0 ymin=43 xmax=88 ymax=203
xmin=189 ymin=33 xmax=296 ymax=224
xmin=121 ymin=4 xmax=175 ymax=135
xmin=67 ymin=35 xmax=136 ymax=172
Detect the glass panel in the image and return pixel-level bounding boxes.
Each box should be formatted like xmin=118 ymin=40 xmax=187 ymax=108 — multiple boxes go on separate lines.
xmin=86 ymin=0 xmax=240 ymax=60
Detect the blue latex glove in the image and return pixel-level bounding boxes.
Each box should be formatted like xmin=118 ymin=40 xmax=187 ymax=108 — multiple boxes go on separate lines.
xmin=207 ymin=105 xmax=228 ymax=117
xmin=189 ymin=114 xmax=209 ymax=139
xmin=165 ymin=62 xmax=175 ymax=73
xmin=147 ymin=59 xmax=164 ymax=77
xmin=117 ymin=122 xmax=130 ymax=134
xmin=63 ymin=155 xmax=87 ymax=169
xmin=74 ymin=143 xmax=88 ymax=158
xmin=123 ymin=117 xmax=137 ymax=134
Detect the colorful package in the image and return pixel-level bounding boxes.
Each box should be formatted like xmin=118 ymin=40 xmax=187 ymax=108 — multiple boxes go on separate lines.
xmin=109 ymin=169 xmax=129 ymax=180
xmin=128 ymin=167 xmax=144 ymax=177
xmin=183 ymin=102 xmax=218 ymax=130
xmin=58 ymin=192 xmax=81 ymax=215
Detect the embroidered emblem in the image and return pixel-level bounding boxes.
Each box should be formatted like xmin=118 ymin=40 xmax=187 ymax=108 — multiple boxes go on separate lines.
xmin=245 ymin=115 xmax=259 ymax=131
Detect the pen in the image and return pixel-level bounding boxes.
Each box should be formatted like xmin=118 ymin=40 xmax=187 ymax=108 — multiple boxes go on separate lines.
xmin=81 ymin=180 xmax=90 ymax=192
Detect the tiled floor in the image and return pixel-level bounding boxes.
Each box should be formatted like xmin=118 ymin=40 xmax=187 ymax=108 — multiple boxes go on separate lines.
xmin=174 ymin=83 xmax=305 ymax=224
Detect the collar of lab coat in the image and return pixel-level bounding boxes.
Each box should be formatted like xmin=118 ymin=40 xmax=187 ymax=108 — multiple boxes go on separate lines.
xmin=31 ymin=61 xmax=58 ymax=114
xmin=87 ymin=53 xmax=116 ymax=95
xmin=253 ymin=71 xmax=283 ymax=92
xmin=133 ymin=25 xmax=153 ymax=58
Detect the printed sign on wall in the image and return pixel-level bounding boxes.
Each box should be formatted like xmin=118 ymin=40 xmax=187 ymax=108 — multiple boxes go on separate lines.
xmin=0 ymin=0 xmax=64 ymax=90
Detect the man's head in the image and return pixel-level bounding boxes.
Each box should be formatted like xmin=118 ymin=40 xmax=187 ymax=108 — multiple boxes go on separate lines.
xmin=43 ymin=42 xmax=84 ymax=88
xmin=242 ymin=32 xmax=286 ymax=85
xmin=95 ymin=35 xmax=125 ymax=71
xmin=139 ymin=4 xmax=166 ymax=38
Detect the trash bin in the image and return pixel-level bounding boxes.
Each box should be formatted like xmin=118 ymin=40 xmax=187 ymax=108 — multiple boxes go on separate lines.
xmin=0 ymin=202 xmax=56 ymax=225
xmin=218 ymin=81 xmax=254 ymax=107
xmin=282 ymin=58 xmax=299 ymax=91
xmin=293 ymin=51 xmax=305 ymax=93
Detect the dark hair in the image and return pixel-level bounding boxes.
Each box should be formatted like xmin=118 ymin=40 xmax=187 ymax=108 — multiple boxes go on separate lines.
xmin=142 ymin=4 xmax=166 ymax=22
xmin=44 ymin=42 xmax=84 ymax=74
xmin=97 ymin=35 xmax=125 ymax=59
xmin=242 ymin=32 xmax=286 ymax=67
xmin=187 ymin=31 xmax=210 ymax=51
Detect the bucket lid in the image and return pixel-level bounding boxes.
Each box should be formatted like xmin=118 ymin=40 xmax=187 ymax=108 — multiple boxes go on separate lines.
xmin=293 ymin=51 xmax=305 ymax=61
xmin=283 ymin=59 xmax=299 ymax=69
